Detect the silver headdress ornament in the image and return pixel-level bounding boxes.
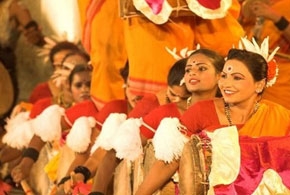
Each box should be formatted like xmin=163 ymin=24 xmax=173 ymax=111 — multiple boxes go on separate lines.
xmin=165 ymin=44 xmax=200 ymax=60
xmin=37 ymin=33 xmax=81 ymax=88
xmin=238 ymin=36 xmax=279 ymax=87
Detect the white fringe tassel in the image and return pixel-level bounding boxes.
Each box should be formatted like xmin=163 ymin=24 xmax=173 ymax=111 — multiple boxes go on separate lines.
xmin=31 ymin=105 xmax=65 ymax=142
xmin=2 ymin=112 xmax=34 ymax=149
xmin=66 ymin=116 xmax=96 ymax=153
xmin=90 ymin=113 xmax=127 ymax=154
xmin=152 ymin=117 xmax=188 ymax=163
xmin=111 ymin=118 xmax=143 ymax=161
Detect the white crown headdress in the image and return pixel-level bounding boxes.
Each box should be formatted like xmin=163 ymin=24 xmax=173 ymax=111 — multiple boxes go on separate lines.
xmin=238 ymin=37 xmax=279 ymax=87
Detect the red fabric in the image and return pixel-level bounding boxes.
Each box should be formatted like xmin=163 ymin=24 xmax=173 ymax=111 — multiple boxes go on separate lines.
xmin=82 ymin=0 xmax=106 ymax=53
xmin=72 ymin=181 xmax=92 ymax=195
xmin=197 ymin=0 xmax=221 ymax=9
xmin=180 ymin=99 xmax=221 ymax=136
xmin=65 ymin=100 xmax=99 ymax=127
xmin=128 ymin=93 xmax=160 ymax=118
xmin=95 ymin=99 xmax=128 ymax=129
xmin=29 ymin=97 xmax=53 ymax=119
xmin=145 ymin=0 xmax=165 ymax=14
xmin=29 ymin=82 xmax=52 ymax=104
xmin=214 ymin=135 xmax=290 ymax=194
xmin=140 ymin=103 xmax=181 ymax=139
xmin=0 ymin=180 xmax=12 ymax=194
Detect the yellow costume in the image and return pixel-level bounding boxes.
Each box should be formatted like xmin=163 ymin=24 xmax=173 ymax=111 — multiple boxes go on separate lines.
xmin=77 ymin=0 xmax=244 ymax=109
xmin=242 ymin=0 xmax=290 ymax=109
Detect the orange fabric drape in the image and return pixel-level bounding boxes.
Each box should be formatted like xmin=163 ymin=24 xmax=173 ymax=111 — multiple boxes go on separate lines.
xmin=243 ymin=0 xmax=290 ymax=109
xmin=77 ymin=0 xmax=244 ymax=108
xmin=78 ymin=0 xmax=127 ymax=110
xmin=239 ymin=99 xmax=290 ymax=137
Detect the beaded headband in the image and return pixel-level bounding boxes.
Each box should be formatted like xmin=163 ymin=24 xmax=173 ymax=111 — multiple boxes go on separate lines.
xmin=238 ymin=36 xmax=279 ymax=87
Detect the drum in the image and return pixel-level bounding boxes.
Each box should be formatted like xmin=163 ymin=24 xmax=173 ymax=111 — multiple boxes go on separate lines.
xmin=114 ymin=159 xmax=133 ymax=195
xmin=133 ymin=140 xmax=176 ymax=195
xmin=0 ymin=61 xmax=14 ymax=118
xmin=119 ymin=0 xmax=195 ymax=19
xmin=178 ymin=135 xmax=212 ymax=195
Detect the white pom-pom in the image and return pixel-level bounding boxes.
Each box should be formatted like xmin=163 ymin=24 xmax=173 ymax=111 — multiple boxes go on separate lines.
xmin=31 ymin=105 xmax=65 ymax=142
xmin=152 ymin=117 xmax=189 ymax=163
xmin=2 ymin=112 xmax=34 ymax=149
xmin=90 ymin=113 xmax=127 ymax=154
xmin=111 ymin=118 xmax=143 ymax=161
xmin=66 ymin=116 xmax=96 ymax=153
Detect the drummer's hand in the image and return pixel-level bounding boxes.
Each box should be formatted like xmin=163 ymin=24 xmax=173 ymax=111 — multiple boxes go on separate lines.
xmin=250 ymin=1 xmax=280 ymax=22
xmin=63 ymin=172 xmax=85 ymax=194
xmin=11 ymin=161 xmax=31 ymax=184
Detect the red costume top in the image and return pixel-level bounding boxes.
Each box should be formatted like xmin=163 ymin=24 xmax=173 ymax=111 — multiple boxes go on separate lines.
xmin=140 ymin=102 xmax=181 ymax=139
xmin=29 ymin=82 xmax=53 ymax=104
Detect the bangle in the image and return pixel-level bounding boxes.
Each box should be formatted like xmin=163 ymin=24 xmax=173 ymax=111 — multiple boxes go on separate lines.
xmin=24 ymin=20 xmax=38 ymax=30
xmin=88 ymin=192 xmax=104 ymax=195
xmin=274 ymin=16 xmax=289 ymax=31
xmin=74 ymin=166 xmax=91 ymax=183
xmin=25 ymin=189 xmax=32 ymax=194
xmin=57 ymin=176 xmax=70 ymax=186
xmin=22 ymin=148 xmax=39 ymax=162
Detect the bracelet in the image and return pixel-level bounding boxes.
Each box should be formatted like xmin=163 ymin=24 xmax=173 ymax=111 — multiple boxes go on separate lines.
xmin=24 ymin=20 xmax=38 ymax=30
xmin=57 ymin=176 xmax=71 ymax=186
xmin=74 ymin=166 xmax=91 ymax=183
xmin=22 ymin=148 xmax=39 ymax=162
xmin=88 ymin=192 xmax=104 ymax=195
xmin=274 ymin=16 xmax=289 ymax=31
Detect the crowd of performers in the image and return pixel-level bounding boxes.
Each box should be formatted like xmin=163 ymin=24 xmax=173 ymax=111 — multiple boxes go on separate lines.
xmin=1 ymin=0 xmax=290 ymax=194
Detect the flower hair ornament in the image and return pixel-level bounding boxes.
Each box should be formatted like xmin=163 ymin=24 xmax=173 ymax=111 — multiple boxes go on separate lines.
xmin=238 ymin=36 xmax=279 ymax=87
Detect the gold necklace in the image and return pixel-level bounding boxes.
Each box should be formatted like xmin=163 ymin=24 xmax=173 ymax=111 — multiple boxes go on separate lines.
xmin=224 ymin=101 xmax=233 ymax=126
xmin=224 ymin=100 xmax=260 ymax=126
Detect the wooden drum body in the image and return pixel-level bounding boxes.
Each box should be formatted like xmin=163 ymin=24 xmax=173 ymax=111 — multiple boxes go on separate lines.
xmin=179 ymin=135 xmax=212 ymax=195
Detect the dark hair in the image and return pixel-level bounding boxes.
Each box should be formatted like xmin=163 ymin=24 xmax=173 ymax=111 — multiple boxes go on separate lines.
xmin=68 ymin=64 xmax=92 ymax=86
xmin=188 ymin=48 xmax=225 ymax=74
xmin=226 ymin=49 xmax=267 ymax=82
xmin=61 ymin=50 xmax=90 ymax=65
xmin=120 ymin=61 xmax=129 ymax=82
xmin=49 ymin=41 xmax=80 ymax=63
xmin=167 ymin=58 xmax=188 ymax=86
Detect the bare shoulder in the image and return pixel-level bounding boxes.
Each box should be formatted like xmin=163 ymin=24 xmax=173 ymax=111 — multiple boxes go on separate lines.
xmin=213 ymin=98 xmax=224 ymax=113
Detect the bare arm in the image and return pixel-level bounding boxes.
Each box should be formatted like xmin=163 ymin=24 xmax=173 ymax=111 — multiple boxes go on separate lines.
xmin=10 ymin=135 xmax=45 ymax=183
xmin=135 ymin=160 xmax=179 ymax=195
xmin=9 ymin=0 xmax=45 ymax=46
xmin=251 ymin=1 xmax=290 ymax=42
xmin=91 ymin=149 xmax=121 ymax=194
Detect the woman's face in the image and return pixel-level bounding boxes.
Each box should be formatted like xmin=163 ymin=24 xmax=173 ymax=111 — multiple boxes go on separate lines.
xmin=166 ymin=85 xmax=191 ymax=103
xmin=167 ymin=85 xmax=191 ymax=111
xmin=125 ymin=81 xmax=142 ymax=108
xmin=70 ymin=71 xmax=91 ymax=103
xmin=218 ymin=59 xmax=263 ymax=104
xmin=52 ymin=49 xmax=73 ymax=71
xmin=62 ymin=54 xmax=89 ymax=71
xmin=184 ymin=53 xmax=220 ymax=94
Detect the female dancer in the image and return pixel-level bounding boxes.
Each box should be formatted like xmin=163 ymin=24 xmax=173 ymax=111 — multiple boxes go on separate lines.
xmin=136 ymin=38 xmax=290 ymax=195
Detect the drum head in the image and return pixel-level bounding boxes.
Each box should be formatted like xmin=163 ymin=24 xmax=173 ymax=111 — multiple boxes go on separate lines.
xmin=0 ymin=62 xmax=14 ymax=117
